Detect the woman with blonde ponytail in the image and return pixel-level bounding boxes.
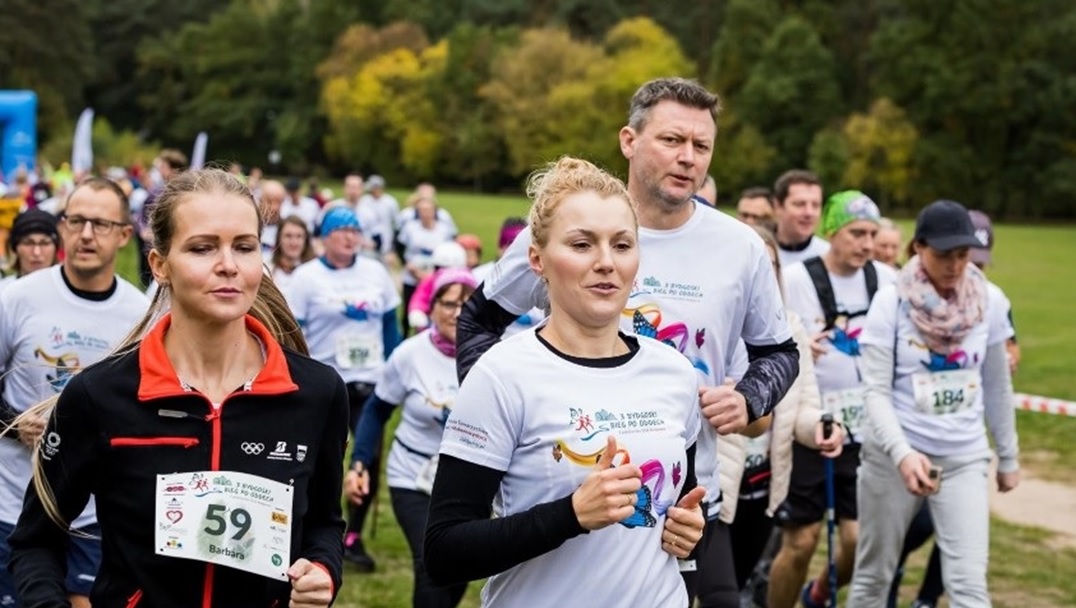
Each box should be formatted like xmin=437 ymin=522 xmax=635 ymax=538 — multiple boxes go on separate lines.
xmin=8 ymin=169 xmax=348 ymax=608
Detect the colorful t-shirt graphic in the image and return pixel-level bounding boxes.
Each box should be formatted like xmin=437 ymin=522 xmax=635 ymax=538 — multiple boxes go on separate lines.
xmin=860 ymin=284 xmax=1013 ymax=457
xmin=784 ymin=261 xmax=898 ymax=443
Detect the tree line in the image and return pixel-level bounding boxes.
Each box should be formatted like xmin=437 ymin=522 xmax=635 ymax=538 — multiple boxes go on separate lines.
xmin=4 ymin=0 xmax=1075 ymax=218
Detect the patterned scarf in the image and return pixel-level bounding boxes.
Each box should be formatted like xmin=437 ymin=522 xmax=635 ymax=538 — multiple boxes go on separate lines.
xmin=429 ymin=327 xmax=456 ymax=358
xmin=898 ymin=255 xmax=986 ymax=355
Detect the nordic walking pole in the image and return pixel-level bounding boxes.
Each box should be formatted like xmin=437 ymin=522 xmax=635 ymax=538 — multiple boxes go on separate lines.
xmin=821 ymin=413 xmax=838 ymax=608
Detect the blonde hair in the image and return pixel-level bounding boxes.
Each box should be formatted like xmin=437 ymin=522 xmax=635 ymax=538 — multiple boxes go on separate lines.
xmin=9 ymin=168 xmax=308 ymax=529
xmin=878 ymin=217 xmax=901 ymax=234
xmin=525 ymin=157 xmax=636 ymax=248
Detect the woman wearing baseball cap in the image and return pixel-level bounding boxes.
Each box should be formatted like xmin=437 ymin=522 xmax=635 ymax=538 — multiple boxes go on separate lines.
xmin=847 ymin=200 xmax=1020 ymax=607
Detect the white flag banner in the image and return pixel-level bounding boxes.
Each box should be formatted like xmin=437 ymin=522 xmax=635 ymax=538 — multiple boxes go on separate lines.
xmin=191 ymin=132 xmax=208 ymax=170
xmin=71 ymin=108 xmax=94 ymax=174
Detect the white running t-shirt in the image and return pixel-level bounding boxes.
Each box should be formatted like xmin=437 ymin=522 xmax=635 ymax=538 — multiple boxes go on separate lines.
xmin=783 ymin=260 xmax=897 ymax=442
xmin=0 ymin=266 xmax=148 ymax=527
xmin=376 ymin=331 xmax=459 ymax=490
xmin=860 ymin=283 xmax=1013 ymax=456
xmin=288 ymin=257 xmax=401 ymax=384
xmin=441 ymin=329 xmax=700 ymax=608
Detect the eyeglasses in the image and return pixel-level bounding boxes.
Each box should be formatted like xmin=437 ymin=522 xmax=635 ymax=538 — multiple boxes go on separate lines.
xmin=435 ymin=299 xmax=467 ymax=313
xmin=738 ymin=211 xmax=773 ymax=223
xmin=16 ymin=238 xmax=56 ymax=250
xmin=60 ymin=214 xmax=128 ymax=235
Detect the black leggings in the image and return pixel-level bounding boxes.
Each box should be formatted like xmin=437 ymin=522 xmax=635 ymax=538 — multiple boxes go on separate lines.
xmin=888 ymin=502 xmax=944 ymax=607
xmin=391 ymin=488 xmax=467 ymax=608
xmin=684 ymin=518 xmax=739 ymax=607
xmin=729 ymin=497 xmax=774 ymax=589
xmin=401 ymin=282 xmax=417 ymax=336
xmin=347 ymin=382 xmax=380 ymax=539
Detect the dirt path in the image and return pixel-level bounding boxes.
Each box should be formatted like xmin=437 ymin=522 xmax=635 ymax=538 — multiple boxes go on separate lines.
xmin=990 ymin=464 xmax=1076 ymax=549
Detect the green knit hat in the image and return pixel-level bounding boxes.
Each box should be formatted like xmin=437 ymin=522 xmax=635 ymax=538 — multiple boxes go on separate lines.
xmin=821 ymin=190 xmax=880 ymax=237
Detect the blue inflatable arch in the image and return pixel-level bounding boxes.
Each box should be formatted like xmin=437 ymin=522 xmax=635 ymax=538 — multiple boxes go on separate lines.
xmin=0 ymin=91 xmax=38 ymax=181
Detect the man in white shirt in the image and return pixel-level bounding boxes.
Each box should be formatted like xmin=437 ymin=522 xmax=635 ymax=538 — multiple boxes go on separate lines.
xmin=773 ymin=170 xmax=830 ymax=266
xmin=770 ymin=190 xmax=896 ymax=608
xmin=0 ymin=178 xmax=149 ymax=608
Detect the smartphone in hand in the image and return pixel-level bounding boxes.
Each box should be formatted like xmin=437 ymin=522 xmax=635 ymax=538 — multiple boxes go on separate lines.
xmin=928 ymin=465 xmax=943 ymax=494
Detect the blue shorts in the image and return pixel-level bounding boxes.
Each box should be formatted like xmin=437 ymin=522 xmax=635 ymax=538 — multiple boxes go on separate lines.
xmin=0 ymin=519 xmax=102 ymax=605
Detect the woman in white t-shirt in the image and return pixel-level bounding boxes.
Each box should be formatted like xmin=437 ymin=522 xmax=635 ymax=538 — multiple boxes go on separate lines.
xmin=847 ymin=200 xmax=1020 ymax=608
xmin=268 ymin=215 xmax=315 ymax=298
xmin=344 ymin=268 xmax=476 ymax=608
xmin=425 ymin=157 xmax=707 ymax=608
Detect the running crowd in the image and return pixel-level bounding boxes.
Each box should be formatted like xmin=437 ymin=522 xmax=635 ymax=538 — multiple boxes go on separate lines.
xmin=0 ymin=77 xmax=1019 ymax=608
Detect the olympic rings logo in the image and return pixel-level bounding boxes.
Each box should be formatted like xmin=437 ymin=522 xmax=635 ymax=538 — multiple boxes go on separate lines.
xmin=241 ymin=442 xmax=265 ymax=455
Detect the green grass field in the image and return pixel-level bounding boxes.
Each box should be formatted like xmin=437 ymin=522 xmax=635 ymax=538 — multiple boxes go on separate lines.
xmin=116 ymin=190 xmax=1076 ymax=607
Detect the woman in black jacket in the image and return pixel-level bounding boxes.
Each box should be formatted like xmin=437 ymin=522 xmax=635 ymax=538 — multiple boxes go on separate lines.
xmin=8 ymin=168 xmax=349 ymax=608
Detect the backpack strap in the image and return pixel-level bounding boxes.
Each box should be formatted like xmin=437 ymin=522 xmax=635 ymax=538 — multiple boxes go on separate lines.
xmin=804 ymin=256 xmax=838 ymax=330
xmin=864 ymin=261 xmax=878 ymax=302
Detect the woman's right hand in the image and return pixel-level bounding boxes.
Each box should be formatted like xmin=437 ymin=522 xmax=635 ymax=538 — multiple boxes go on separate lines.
xmin=343 ymin=466 xmax=370 ymax=506
xmin=898 ymin=451 xmax=937 ymax=497
xmin=571 ymin=435 xmax=642 ymax=531
xmin=17 ymin=413 xmax=46 ymax=448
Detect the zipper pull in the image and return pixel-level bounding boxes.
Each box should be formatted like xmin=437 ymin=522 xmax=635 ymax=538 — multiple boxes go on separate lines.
xmin=158 ymin=409 xmax=191 ymax=419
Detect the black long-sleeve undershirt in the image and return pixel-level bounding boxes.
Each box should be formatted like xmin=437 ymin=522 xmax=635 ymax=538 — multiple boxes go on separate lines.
xmin=423 ymin=444 xmax=698 ymax=585
xmin=455 ymin=287 xmax=519 ymax=383
xmin=738 ymin=338 xmax=800 ymax=422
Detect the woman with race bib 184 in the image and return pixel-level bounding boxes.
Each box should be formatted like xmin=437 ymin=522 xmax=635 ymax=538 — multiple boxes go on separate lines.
xmin=847 ymin=200 xmax=1020 ymax=608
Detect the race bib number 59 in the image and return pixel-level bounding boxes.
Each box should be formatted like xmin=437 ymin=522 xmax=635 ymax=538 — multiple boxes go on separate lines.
xmin=155 ymin=471 xmax=294 ymax=580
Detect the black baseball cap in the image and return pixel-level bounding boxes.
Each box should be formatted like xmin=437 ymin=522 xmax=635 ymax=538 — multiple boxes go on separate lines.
xmin=913 ymin=200 xmax=981 ymax=252
xmin=968 ymin=210 xmax=994 ymax=265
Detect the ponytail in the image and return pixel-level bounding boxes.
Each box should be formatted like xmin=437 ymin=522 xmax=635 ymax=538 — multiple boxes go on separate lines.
xmin=252 ymin=271 xmax=308 ymax=356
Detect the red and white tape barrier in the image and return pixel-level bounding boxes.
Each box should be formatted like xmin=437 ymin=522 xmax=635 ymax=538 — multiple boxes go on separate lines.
xmin=1013 ymin=393 xmax=1076 ymax=417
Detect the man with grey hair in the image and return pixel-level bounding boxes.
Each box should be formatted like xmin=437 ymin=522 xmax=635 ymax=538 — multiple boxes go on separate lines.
xmin=449 ymin=77 xmax=801 ymax=607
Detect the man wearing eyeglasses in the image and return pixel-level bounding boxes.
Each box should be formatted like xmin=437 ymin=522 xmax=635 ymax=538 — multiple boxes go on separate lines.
xmin=736 ymin=187 xmax=777 ymax=231
xmin=0 ymin=178 xmax=148 ymax=608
